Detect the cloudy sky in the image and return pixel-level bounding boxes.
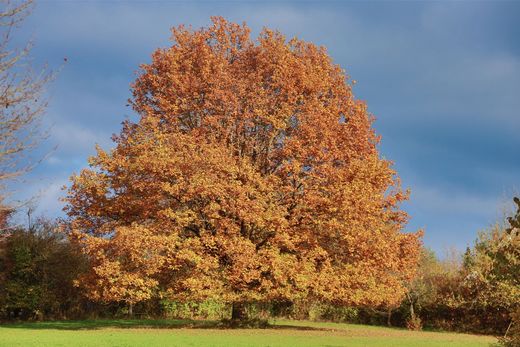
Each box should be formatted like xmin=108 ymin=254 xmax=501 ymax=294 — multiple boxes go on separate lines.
xmin=12 ymin=0 xmax=520 ymax=255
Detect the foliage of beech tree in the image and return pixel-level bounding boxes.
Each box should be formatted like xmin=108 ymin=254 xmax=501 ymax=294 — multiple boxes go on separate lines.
xmin=64 ymin=18 xmax=422 ymax=318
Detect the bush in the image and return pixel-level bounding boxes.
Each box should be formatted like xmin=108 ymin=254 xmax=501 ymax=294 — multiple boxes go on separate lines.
xmin=406 ymin=315 xmax=423 ymax=331
xmin=160 ymin=299 xmax=228 ymax=320
xmin=271 ymin=300 xmax=359 ymax=323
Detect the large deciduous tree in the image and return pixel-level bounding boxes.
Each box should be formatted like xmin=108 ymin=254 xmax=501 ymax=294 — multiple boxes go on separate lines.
xmin=64 ymin=18 xmax=422 ymax=318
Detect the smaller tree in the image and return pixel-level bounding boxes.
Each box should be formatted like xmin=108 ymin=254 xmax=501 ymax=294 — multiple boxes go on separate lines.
xmin=0 ymin=218 xmax=87 ymax=320
xmin=455 ymin=197 xmax=520 ymax=333
xmin=399 ymin=247 xmax=462 ymax=330
xmin=403 ymin=248 xmax=439 ymax=329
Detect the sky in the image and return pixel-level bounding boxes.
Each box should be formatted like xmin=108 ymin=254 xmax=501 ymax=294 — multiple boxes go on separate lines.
xmin=10 ymin=0 xmax=520 ymax=256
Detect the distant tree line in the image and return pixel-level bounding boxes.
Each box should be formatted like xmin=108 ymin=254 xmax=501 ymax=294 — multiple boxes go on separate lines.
xmin=0 ymin=198 xmax=519 ymax=340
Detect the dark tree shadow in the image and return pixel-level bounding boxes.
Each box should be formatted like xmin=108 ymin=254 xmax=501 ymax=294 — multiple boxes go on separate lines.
xmin=0 ymin=319 xmax=331 ymax=331
xmin=271 ymin=324 xmax=333 ymax=331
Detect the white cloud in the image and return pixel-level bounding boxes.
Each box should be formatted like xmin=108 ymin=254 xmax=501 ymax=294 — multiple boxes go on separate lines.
xmin=12 ymin=1 xmax=516 ymax=256
xmin=34 ymin=180 xmax=67 ymax=217
xmin=409 ymin=185 xmax=500 ymax=217
xmin=50 ymin=122 xmax=112 ymax=157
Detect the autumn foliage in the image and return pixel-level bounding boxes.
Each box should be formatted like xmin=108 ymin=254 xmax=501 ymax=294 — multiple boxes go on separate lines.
xmin=64 ymin=18 xmax=422 ymax=314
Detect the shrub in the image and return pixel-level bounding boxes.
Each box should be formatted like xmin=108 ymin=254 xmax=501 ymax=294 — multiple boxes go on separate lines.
xmin=160 ymin=299 xmax=228 ymax=320
xmin=406 ymin=315 xmax=423 ymax=331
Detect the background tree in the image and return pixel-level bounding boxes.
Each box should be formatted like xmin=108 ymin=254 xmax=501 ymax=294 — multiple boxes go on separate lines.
xmin=468 ymin=197 xmax=520 ymax=331
xmin=65 ymin=17 xmax=422 ymax=320
xmin=395 ymin=247 xmax=464 ymax=330
xmin=402 ymin=248 xmax=442 ymax=329
xmin=0 ymin=0 xmax=55 ymax=320
xmin=460 ymin=210 xmax=520 ymax=333
xmin=0 ymin=218 xmax=88 ymax=320
xmin=393 ymin=197 xmax=520 ymax=334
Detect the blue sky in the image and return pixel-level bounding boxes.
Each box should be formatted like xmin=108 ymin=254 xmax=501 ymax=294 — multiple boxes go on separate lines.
xmin=13 ymin=0 xmax=520 ymax=256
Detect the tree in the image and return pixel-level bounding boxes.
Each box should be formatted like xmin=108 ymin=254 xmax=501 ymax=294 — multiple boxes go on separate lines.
xmin=397 ymin=247 xmax=466 ymax=330
xmin=402 ymin=248 xmax=440 ymax=329
xmin=0 ymin=0 xmax=52 ymax=219
xmin=464 ymin=224 xmax=520 ymax=329
xmin=444 ymin=197 xmax=520 ymax=333
xmin=0 ymin=0 xmax=54 ymax=318
xmin=0 ymin=218 xmax=88 ymax=320
xmin=64 ymin=17 xmax=422 ymax=320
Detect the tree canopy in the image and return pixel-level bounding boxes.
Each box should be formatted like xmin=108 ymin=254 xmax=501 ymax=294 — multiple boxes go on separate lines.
xmin=64 ymin=17 xmax=422 ymax=313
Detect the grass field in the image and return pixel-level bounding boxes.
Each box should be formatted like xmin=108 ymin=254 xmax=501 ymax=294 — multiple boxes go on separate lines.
xmin=0 ymin=319 xmax=497 ymax=347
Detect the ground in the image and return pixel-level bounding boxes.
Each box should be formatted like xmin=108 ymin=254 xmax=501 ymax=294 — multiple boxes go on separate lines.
xmin=0 ymin=319 xmax=497 ymax=347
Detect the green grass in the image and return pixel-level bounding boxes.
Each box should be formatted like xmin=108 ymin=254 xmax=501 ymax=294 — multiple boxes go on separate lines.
xmin=0 ymin=319 xmax=497 ymax=347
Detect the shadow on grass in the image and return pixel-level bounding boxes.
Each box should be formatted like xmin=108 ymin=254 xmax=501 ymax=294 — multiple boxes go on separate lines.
xmin=0 ymin=319 xmax=331 ymax=332
xmin=271 ymin=324 xmax=333 ymax=331
xmin=0 ymin=319 xmax=216 ymax=331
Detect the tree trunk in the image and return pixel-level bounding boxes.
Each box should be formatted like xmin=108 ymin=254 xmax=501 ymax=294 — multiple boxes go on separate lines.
xmin=406 ymin=292 xmax=415 ymax=319
xmin=504 ymin=319 xmax=513 ymax=338
xmin=387 ymin=308 xmax=392 ymax=327
xmin=231 ymin=302 xmax=247 ymax=321
xmin=128 ymin=302 xmax=133 ymax=317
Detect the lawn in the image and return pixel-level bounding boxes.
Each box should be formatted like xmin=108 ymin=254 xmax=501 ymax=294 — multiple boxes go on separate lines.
xmin=0 ymin=319 xmax=497 ymax=347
